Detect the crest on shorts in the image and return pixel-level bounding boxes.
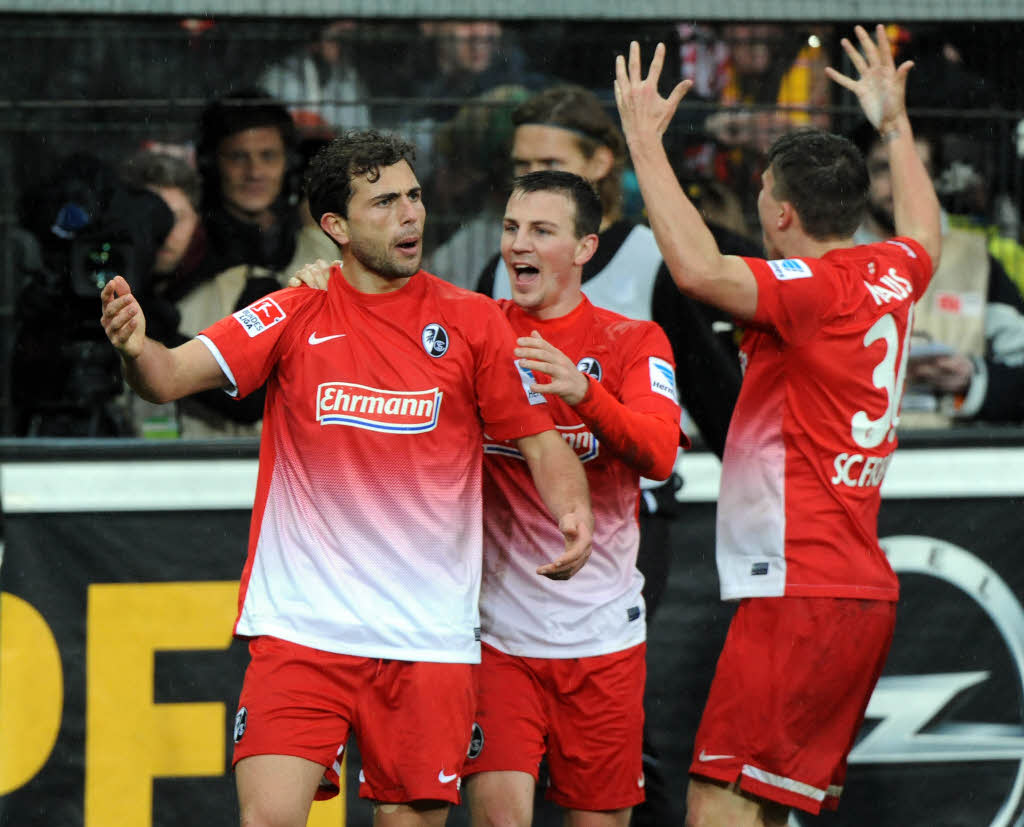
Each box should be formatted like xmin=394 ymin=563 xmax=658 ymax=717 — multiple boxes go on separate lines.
xmin=233 ymin=706 xmax=247 ymax=743
xmin=467 ymin=722 xmax=485 ymax=760
xmin=422 ymin=323 xmax=449 ymax=358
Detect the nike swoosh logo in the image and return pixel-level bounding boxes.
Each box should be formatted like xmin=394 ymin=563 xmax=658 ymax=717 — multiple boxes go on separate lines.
xmin=308 ymin=332 xmax=347 ymax=345
xmin=438 ymin=769 xmax=458 ymax=783
xmin=698 ymin=750 xmax=736 ymax=762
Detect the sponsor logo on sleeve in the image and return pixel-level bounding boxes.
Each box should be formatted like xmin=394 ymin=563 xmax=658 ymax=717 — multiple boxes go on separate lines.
xmin=422 ymin=323 xmax=449 ymax=357
xmin=232 ymin=297 xmax=286 ymax=337
xmin=316 ymin=382 xmax=442 ymax=433
xmin=648 ymin=356 xmax=678 ymax=402
xmin=515 ymin=360 xmax=547 ymax=406
xmin=767 ymin=258 xmax=813 ymax=280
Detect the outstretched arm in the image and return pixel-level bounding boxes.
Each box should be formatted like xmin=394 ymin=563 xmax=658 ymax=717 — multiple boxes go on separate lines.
xmin=826 ymin=24 xmax=941 ymax=267
xmin=100 ymin=275 xmax=228 ymax=403
xmin=516 ymin=428 xmax=594 ymax=581
xmin=614 ymin=41 xmax=759 ymax=320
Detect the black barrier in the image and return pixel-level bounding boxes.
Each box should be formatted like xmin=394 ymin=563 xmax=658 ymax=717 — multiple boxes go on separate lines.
xmin=2 ymin=435 xmax=1024 ymax=826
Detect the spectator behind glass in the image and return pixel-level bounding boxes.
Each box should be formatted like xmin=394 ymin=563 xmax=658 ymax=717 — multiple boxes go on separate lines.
xmin=163 ymin=89 xmax=337 ymax=437
xmin=259 ymin=19 xmax=372 ymax=135
xmin=677 ymin=23 xmax=832 ymax=237
xmin=423 ymin=84 xmax=530 ymax=287
xmin=402 ymin=21 xmax=548 ymax=182
xmin=853 ymin=123 xmax=1024 ymax=426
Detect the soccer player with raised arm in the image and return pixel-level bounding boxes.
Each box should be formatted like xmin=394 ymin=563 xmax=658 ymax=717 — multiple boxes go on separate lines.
xmin=614 ymin=25 xmax=941 ymax=825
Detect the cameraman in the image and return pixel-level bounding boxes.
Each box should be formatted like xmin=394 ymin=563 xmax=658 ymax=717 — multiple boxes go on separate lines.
xmin=12 ymin=152 xmax=177 ymax=436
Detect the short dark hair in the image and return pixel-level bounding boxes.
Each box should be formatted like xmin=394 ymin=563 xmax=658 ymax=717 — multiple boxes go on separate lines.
xmin=512 ymin=85 xmax=625 ymax=220
xmin=196 ymin=88 xmax=298 ymax=208
xmin=765 ymin=128 xmax=869 ymax=240
xmin=306 ymin=129 xmax=417 ymax=222
xmin=510 ymin=170 xmax=602 ymax=238
xmin=119 ymin=150 xmax=201 ymax=209
xmin=197 ymin=89 xmax=297 ymax=163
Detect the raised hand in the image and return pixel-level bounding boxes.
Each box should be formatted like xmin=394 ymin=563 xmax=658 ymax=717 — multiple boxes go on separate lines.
xmin=825 ymin=24 xmax=913 ymax=131
xmin=613 ymin=40 xmax=692 ymax=144
xmin=100 ymin=275 xmax=146 ymax=359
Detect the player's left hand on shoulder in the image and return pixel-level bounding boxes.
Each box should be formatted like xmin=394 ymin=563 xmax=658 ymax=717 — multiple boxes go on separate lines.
xmin=287 ymin=258 xmax=337 ymax=291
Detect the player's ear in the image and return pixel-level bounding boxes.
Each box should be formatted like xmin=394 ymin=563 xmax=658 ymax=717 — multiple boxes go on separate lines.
xmin=777 ymin=201 xmax=795 ymax=232
xmin=320 ymin=212 xmax=349 ymax=246
xmin=574 ymin=233 xmax=599 ymax=267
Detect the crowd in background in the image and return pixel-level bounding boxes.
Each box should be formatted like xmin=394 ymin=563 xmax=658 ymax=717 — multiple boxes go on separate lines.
xmin=6 ymin=15 xmax=1024 ymax=437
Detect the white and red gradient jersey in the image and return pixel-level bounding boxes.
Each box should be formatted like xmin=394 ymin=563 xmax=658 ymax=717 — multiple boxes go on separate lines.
xmin=480 ymin=297 xmax=684 ymax=658
xmin=718 ymin=238 xmax=934 ymax=601
xmin=197 ymin=268 xmax=554 ymax=663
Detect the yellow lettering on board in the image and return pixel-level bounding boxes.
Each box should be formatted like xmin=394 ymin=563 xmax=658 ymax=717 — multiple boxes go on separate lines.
xmin=0 ymin=592 xmax=63 ymax=794
xmin=85 ymin=581 xmax=237 ymax=826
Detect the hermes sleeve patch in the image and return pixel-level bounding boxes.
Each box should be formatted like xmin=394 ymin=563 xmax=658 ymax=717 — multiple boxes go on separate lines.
xmin=649 ymin=356 xmax=678 ymax=402
xmin=515 ymin=360 xmax=547 ymax=406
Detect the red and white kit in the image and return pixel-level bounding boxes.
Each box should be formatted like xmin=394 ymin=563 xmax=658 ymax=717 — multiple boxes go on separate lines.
xmin=467 ymin=296 xmax=681 ymax=809
xmin=198 ymin=268 xmax=554 ymax=664
xmin=480 ymin=296 xmax=683 ymax=658
xmin=693 ymin=238 xmax=933 ymax=813
xmin=717 ymin=238 xmax=934 ymax=601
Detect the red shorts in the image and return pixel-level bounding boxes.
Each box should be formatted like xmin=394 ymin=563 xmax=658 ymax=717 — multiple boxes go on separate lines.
xmin=464 ymin=642 xmax=646 ymax=811
xmin=232 ymin=636 xmax=475 ymax=804
xmin=689 ymin=596 xmax=896 ymax=814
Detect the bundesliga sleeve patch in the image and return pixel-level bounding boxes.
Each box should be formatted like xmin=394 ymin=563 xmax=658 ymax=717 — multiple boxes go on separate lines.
xmin=515 ymin=360 xmax=547 ymax=406
xmin=648 ymin=356 xmax=678 ymax=402
xmin=767 ymin=258 xmax=813 ymax=281
xmin=232 ymin=297 xmax=286 ymax=337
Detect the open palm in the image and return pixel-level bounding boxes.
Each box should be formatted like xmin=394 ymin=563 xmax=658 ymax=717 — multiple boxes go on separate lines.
xmin=825 ymin=24 xmax=913 ymax=130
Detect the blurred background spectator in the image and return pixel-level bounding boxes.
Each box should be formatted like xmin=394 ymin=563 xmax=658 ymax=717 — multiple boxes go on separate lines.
xmin=424 ymin=84 xmax=531 ymax=288
xmin=259 ymin=19 xmax=372 ymax=136
xmin=853 ymin=121 xmax=1024 ymax=427
xmin=158 ymin=90 xmax=337 ymax=437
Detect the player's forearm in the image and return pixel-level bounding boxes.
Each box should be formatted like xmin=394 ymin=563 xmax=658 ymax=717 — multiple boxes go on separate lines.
xmin=626 ymin=136 xmax=728 ymax=296
xmin=885 ymin=113 xmax=942 ymax=267
xmin=574 ymin=378 xmax=680 ymax=480
xmin=122 ymin=337 xmax=226 ymax=404
xmin=519 ymin=429 xmax=593 ymax=532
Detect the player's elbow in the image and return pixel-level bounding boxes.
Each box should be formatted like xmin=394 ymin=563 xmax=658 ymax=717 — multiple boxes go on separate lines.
xmin=641 ymin=442 xmax=679 ymax=483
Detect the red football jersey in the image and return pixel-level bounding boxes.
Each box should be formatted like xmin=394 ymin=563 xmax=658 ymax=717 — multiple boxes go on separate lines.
xmin=480 ymin=297 xmax=682 ymax=657
xmin=198 ymin=269 xmax=553 ymax=662
xmin=717 ymin=239 xmax=933 ymax=600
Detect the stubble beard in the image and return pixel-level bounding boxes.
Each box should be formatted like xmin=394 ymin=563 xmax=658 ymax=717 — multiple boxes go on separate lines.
xmin=348 ymin=237 xmax=421 ymax=280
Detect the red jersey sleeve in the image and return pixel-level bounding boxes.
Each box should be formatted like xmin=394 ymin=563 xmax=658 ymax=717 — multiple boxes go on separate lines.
xmin=198 ymin=287 xmax=318 ymax=398
xmin=745 ymin=256 xmax=843 ymax=346
xmin=574 ymin=321 xmax=685 ymax=481
xmin=468 ymin=297 xmax=555 ymax=442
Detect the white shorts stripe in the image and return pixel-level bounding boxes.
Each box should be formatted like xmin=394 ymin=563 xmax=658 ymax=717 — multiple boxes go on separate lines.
xmin=741 ymin=764 xmax=826 ymax=802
